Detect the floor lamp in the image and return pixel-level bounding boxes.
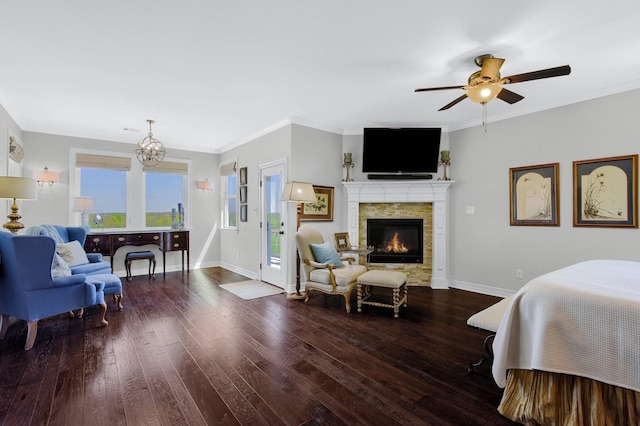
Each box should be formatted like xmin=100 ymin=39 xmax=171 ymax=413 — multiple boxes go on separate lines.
xmin=281 ymin=181 xmax=316 ymax=300
xmin=0 ymin=176 xmax=38 ymax=234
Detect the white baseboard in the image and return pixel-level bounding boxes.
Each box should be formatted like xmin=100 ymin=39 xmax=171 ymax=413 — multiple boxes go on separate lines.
xmin=216 ymin=262 xmax=258 ymax=280
xmin=449 ymin=279 xmax=515 ymax=298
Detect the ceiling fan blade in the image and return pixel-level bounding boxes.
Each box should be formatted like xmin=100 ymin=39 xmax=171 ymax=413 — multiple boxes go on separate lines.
xmin=415 ymin=85 xmax=464 ymax=93
xmin=501 ymin=65 xmax=571 ymax=84
xmin=480 ymin=57 xmax=505 ymax=80
xmin=439 ymin=94 xmax=468 ymax=111
xmin=497 ymin=88 xmax=524 ymax=104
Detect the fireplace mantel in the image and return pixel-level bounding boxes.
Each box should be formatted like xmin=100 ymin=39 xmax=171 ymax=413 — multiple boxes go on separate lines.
xmin=342 ymin=180 xmax=453 ymax=289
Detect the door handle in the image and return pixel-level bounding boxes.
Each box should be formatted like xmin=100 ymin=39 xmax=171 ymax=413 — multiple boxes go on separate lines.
xmin=279 ymin=231 xmax=285 ymax=235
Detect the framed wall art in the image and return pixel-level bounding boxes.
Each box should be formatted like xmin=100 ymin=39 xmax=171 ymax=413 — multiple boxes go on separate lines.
xmin=573 ymin=154 xmax=638 ymax=228
xmin=300 ymin=185 xmax=334 ymax=221
xmin=509 ymin=163 xmax=560 ymax=226
xmin=239 ymin=185 xmax=247 ymax=203
xmin=239 ymin=167 xmax=247 ymax=185
xmin=240 ymin=204 xmax=247 ymax=222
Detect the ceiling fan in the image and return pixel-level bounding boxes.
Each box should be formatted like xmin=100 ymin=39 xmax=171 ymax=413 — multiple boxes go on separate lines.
xmin=415 ymin=54 xmax=571 ymax=129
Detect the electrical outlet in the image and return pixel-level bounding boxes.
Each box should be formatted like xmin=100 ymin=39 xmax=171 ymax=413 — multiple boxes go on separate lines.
xmin=516 ymin=269 xmax=524 ymax=279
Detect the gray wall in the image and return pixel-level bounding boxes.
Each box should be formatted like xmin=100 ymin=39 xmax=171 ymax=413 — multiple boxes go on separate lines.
xmin=218 ymin=123 xmax=346 ymax=287
xmin=448 ymin=89 xmax=640 ymax=295
xmin=17 ymin=131 xmax=220 ymax=276
xmin=4 ymin=89 xmax=640 ymax=295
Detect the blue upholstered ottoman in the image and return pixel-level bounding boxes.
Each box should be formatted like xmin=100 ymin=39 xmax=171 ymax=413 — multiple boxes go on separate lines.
xmin=87 ymin=274 xmax=123 ymax=311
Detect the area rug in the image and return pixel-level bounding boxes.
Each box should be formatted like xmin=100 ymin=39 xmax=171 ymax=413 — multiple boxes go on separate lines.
xmin=219 ymin=280 xmax=285 ymax=300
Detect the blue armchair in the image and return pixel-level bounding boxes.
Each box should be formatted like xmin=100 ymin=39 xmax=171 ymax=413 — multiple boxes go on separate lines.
xmin=29 ymin=225 xmax=111 ymax=275
xmin=0 ymin=233 xmax=108 ymax=350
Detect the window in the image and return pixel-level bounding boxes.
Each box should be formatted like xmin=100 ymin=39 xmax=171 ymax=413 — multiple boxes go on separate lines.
xmin=74 ymin=151 xmax=190 ymax=230
xmin=80 ymin=168 xmax=127 ymax=228
xmin=77 ymin=153 xmax=130 ymax=229
xmin=221 ymin=161 xmax=237 ymax=228
xmin=225 ymin=173 xmax=237 ymax=228
xmin=144 ymin=161 xmax=188 ymax=228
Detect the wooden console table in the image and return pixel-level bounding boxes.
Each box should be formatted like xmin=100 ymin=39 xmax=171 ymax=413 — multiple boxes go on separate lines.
xmin=84 ymin=230 xmax=190 ymax=276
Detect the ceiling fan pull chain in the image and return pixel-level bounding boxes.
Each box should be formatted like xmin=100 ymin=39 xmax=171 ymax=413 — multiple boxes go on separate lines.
xmin=483 ymin=103 xmax=488 ymax=133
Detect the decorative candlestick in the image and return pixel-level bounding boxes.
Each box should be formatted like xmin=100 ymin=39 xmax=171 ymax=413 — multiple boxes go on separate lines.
xmin=438 ymin=150 xmax=451 ymax=181
xmin=342 ymin=152 xmax=354 ymax=182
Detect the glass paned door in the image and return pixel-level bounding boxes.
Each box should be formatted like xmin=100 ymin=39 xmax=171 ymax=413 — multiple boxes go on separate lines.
xmin=260 ymin=162 xmax=286 ymax=288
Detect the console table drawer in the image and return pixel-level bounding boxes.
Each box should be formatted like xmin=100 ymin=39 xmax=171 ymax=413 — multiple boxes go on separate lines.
xmin=164 ymin=231 xmax=189 ymax=251
xmin=113 ymin=232 xmax=163 ymax=248
xmin=85 ymin=234 xmax=112 ymax=254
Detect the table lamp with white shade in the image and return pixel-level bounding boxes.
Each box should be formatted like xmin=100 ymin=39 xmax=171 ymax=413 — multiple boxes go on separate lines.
xmin=0 ymin=176 xmax=38 ymax=234
xmin=73 ymin=197 xmax=94 ymax=228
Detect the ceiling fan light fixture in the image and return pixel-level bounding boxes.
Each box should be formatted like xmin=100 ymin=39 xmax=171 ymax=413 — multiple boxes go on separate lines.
xmin=467 ymin=84 xmax=502 ymax=104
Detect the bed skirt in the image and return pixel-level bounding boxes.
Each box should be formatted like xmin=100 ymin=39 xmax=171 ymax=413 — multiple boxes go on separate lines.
xmin=498 ymin=369 xmax=640 ymax=426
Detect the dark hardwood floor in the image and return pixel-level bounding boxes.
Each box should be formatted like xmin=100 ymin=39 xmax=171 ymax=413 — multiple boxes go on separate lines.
xmin=0 ymin=267 xmax=518 ymax=425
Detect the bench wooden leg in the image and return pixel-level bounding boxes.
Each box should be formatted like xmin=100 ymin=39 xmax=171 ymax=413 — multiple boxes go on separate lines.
xmin=393 ymin=288 xmax=400 ymax=318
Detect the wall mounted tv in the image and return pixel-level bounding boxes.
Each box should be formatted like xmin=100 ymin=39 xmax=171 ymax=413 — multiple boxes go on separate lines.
xmin=362 ymin=127 xmax=441 ymax=179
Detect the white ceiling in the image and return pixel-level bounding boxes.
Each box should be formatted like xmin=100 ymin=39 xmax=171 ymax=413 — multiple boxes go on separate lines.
xmin=1 ymin=1 xmax=640 ymax=154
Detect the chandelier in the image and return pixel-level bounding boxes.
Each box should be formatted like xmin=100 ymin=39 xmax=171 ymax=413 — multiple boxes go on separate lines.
xmin=135 ymin=119 xmax=166 ymax=167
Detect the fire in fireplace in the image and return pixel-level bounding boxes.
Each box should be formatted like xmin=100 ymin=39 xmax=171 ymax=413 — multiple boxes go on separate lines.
xmin=366 ymin=218 xmax=423 ymax=264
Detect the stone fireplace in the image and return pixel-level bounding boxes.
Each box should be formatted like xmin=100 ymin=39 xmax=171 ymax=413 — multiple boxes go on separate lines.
xmin=342 ymin=181 xmax=452 ymax=288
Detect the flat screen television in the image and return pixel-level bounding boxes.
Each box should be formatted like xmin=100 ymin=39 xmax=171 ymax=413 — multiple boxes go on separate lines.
xmin=362 ymin=127 xmax=441 ymax=176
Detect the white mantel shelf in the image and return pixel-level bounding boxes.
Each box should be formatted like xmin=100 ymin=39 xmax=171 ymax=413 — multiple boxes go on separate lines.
xmin=342 ymin=180 xmax=454 ymax=289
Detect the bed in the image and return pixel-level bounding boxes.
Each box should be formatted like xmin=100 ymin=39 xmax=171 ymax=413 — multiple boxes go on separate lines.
xmin=491 ymin=259 xmax=640 ymax=425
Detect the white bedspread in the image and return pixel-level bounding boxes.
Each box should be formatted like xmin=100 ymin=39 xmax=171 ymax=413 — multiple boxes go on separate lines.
xmin=492 ymin=259 xmax=640 ymax=392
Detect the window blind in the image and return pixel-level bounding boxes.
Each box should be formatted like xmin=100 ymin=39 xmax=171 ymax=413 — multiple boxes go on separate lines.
xmin=76 ymin=153 xmax=131 ymax=171
xmin=220 ymin=161 xmax=236 ymax=176
xmin=143 ymin=161 xmax=188 ymax=174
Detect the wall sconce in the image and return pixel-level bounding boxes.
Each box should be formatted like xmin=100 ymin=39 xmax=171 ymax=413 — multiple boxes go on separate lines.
xmin=35 ymin=167 xmax=60 ymax=187
xmin=197 ymin=179 xmax=213 ymax=191
xmin=73 ymin=196 xmax=94 ymax=227
xmin=0 ymin=176 xmax=38 ymax=233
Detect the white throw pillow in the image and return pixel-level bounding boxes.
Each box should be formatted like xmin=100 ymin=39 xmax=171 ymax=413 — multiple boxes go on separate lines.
xmin=56 ymin=240 xmax=90 ymax=267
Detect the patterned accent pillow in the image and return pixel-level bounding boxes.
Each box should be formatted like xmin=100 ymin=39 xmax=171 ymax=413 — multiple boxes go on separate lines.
xmin=56 ymin=240 xmax=90 ymax=267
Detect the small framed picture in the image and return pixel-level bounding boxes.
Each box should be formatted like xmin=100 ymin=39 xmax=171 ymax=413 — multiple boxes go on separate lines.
xmin=300 ymin=185 xmax=334 ymax=221
xmin=239 ymin=186 xmax=247 ymax=203
xmin=240 ymin=204 xmax=247 ymax=222
xmin=239 ymin=167 xmax=247 ymax=185
xmin=333 ymin=232 xmax=351 ymax=251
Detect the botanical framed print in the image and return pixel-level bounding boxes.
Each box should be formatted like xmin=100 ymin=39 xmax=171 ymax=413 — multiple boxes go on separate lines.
xmin=239 ymin=167 xmax=247 ymax=185
xmin=333 ymin=232 xmax=351 ymax=251
xmin=239 ymin=185 xmax=247 ymax=203
xmin=300 ymin=185 xmax=334 ymax=221
xmin=509 ymin=163 xmax=559 ymax=226
xmin=573 ymin=154 xmax=638 ymax=227
xmin=240 ymin=204 xmax=248 ymax=222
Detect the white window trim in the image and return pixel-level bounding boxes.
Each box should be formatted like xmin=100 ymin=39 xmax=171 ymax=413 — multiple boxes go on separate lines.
xmin=220 ymin=158 xmax=238 ymax=230
xmin=69 ymin=148 xmax=192 ymax=230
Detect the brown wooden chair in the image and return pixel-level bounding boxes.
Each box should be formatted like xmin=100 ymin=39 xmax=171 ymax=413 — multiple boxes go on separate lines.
xmin=295 ymin=224 xmax=367 ymax=313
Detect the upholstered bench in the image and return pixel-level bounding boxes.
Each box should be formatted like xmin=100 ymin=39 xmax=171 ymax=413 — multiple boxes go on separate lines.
xmin=356 ymin=270 xmax=408 ymax=318
xmin=88 ymin=274 xmax=124 ymax=311
xmin=125 ymin=251 xmax=156 ymax=281
xmin=466 ymin=294 xmax=514 ymax=373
